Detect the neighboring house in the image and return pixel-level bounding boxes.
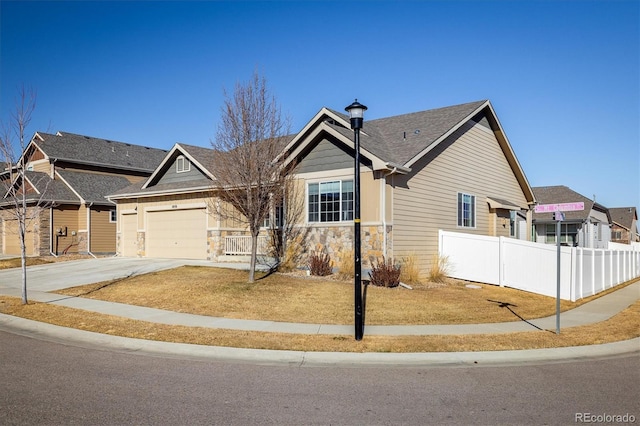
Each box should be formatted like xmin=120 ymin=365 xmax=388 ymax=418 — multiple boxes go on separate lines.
xmin=609 ymin=207 xmax=639 ymax=244
xmin=109 ymin=100 xmax=534 ymax=274
xmin=531 ymin=185 xmax=612 ymax=248
xmin=0 ymin=131 xmax=166 ymax=256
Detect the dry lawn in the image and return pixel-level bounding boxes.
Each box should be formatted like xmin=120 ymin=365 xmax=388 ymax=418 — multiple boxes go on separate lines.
xmin=0 ymin=255 xmax=100 ymax=270
xmin=54 ymin=265 xmax=590 ymax=325
xmin=0 ymin=296 xmax=637 ymax=353
xmin=1 ymin=264 xmax=638 ymax=352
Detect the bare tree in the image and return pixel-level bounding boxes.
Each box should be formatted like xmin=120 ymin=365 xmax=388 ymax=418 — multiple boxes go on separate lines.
xmin=0 ymin=86 xmax=46 ymax=304
xmin=211 ymin=72 xmax=291 ymax=282
xmin=266 ymin=176 xmax=309 ymax=272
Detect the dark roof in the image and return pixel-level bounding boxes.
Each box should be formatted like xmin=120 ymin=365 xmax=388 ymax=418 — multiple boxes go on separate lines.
xmin=33 ymin=132 xmax=167 ymax=173
xmin=324 ymin=100 xmax=487 ymax=166
xmin=177 ymin=143 xmax=217 ymax=170
xmin=109 ymin=178 xmax=212 ymax=198
xmin=1 ymin=171 xmax=80 ymax=205
xmin=609 ymin=207 xmax=637 ymax=230
xmin=56 ymin=170 xmax=130 ymax=205
xmin=532 ymin=186 xmax=601 ymax=222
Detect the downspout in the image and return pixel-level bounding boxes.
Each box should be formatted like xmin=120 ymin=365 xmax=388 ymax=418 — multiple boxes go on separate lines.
xmin=87 ymin=202 xmax=97 ymax=258
xmin=49 ymin=206 xmax=57 ymax=257
xmin=381 ymin=167 xmax=398 ymax=258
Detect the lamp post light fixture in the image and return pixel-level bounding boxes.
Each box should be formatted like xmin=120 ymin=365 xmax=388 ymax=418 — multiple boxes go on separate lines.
xmin=345 ymin=99 xmax=367 ymax=341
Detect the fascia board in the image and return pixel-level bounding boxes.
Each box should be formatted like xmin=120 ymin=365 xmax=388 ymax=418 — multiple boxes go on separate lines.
xmin=278 ymin=108 xmax=350 ymax=162
xmin=175 ymin=143 xmax=217 ymax=180
xmin=284 ymin=122 xmax=387 ymax=171
xmin=108 ymin=185 xmax=213 ymax=201
xmin=141 ymin=144 xmax=181 ymax=189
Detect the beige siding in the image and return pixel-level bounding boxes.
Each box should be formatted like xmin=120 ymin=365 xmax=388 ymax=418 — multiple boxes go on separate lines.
xmin=29 ymin=160 xmax=51 ymax=174
xmin=393 ymin=120 xmax=529 ymax=274
xmin=52 ymin=206 xmax=80 ymax=254
xmin=90 ymin=207 xmax=116 ymax=253
xmin=3 ymin=219 xmax=36 ymax=255
xmin=120 ymin=213 xmax=138 ymax=256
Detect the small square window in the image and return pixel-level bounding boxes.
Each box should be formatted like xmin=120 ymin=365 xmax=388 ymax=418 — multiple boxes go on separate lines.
xmin=176 ymin=155 xmax=191 ymax=173
xmin=109 ymin=210 xmax=117 ymax=223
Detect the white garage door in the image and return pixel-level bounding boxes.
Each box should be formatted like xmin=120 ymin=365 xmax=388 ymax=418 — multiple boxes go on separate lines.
xmin=146 ymin=208 xmax=207 ymax=259
xmin=120 ymin=214 xmax=138 ymax=257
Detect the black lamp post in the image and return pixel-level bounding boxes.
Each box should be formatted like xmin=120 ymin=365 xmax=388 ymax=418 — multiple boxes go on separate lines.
xmin=345 ymin=99 xmax=367 ymax=341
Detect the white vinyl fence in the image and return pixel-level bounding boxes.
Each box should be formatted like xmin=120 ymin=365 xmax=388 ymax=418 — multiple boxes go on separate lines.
xmin=439 ymin=230 xmax=640 ymax=301
xmin=224 ymin=235 xmax=269 ymax=255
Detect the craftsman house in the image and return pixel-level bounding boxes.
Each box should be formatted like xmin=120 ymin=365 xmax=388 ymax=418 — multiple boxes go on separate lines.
xmin=107 ymin=100 xmax=535 ymax=275
xmin=609 ymin=207 xmax=639 ymax=244
xmin=531 ymin=185 xmax=612 ymax=248
xmin=0 ymin=132 xmax=166 ymax=256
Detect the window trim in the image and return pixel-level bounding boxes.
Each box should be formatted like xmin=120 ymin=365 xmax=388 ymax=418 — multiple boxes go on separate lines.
xmin=307 ymin=179 xmax=354 ymax=224
xmin=457 ymin=192 xmax=476 ymax=228
xmin=176 ymin=155 xmax=191 ymax=173
xmin=109 ymin=210 xmax=117 ymax=223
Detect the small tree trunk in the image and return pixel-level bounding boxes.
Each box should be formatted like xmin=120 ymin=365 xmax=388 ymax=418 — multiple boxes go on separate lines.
xmin=248 ymin=228 xmax=260 ymax=283
xmin=21 ymin=241 xmax=27 ymax=304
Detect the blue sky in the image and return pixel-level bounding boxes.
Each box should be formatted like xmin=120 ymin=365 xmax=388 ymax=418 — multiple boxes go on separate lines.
xmin=1 ymin=1 xmax=638 ymax=209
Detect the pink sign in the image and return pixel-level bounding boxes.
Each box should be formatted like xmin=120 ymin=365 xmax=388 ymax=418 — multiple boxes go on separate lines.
xmin=534 ymin=202 xmax=585 ymax=213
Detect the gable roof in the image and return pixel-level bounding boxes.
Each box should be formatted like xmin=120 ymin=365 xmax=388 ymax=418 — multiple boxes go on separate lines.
xmin=283 ymin=100 xmax=534 ymax=203
xmin=108 ymin=143 xmax=217 ymax=199
xmin=532 ymin=185 xmax=609 ymax=222
xmin=28 ymin=131 xmax=167 ymax=173
xmin=1 ymin=171 xmax=79 ymax=206
xmin=609 ymin=207 xmax=637 ymax=230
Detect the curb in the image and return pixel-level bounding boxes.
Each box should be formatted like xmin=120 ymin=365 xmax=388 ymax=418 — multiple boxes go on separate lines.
xmin=1 ymin=313 xmax=638 ymax=367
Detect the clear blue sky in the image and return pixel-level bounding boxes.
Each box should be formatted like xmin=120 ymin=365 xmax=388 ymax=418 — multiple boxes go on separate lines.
xmin=1 ymin=1 xmax=638 ymax=209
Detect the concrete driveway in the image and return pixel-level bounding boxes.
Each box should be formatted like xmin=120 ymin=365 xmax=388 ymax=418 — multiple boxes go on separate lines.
xmin=0 ymin=257 xmax=216 ymax=293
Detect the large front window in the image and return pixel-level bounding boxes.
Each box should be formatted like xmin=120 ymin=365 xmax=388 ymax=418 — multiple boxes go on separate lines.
xmin=457 ymin=192 xmax=476 ymax=228
xmin=545 ymin=223 xmax=578 ymax=245
xmin=308 ymin=180 xmax=354 ymax=222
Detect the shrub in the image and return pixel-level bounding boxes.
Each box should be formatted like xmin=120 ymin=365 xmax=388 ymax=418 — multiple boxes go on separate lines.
xmin=428 ymin=254 xmax=450 ymax=283
xmin=336 ymin=249 xmax=354 ymax=280
xmin=399 ymin=252 xmax=421 ymax=284
xmin=308 ymin=249 xmax=332 ymax=276
xmin=368 ymin=256 xmax=401 ymax=288
xmin=278 ymin=233 xmax=306 ymax=273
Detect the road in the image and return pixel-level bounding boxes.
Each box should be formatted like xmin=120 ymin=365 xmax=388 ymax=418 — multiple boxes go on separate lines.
xmin=1 ymin=330 xmax=638 ymax=425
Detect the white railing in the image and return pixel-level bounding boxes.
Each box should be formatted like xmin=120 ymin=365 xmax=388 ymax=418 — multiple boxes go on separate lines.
xmin=439 ymin=230 xmax=640 ymax=301
xmin=224 ymin=235 xmax=269 ymax=255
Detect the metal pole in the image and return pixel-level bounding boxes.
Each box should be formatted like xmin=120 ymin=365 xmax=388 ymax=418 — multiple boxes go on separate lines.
xmin=556 ymin=217 xmax=561 ymax=334
xmin=354 ymin=127 xmax=363 ymax=341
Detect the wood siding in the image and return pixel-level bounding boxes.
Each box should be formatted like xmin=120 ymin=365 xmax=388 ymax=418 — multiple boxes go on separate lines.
xmin=52 ymin=206 xmax=80 ymax=254
xmin=392 ymin=119 xmax=529 ymax=273
xmin=297 ymin=138 xmax=355 ymax=174
xmin=90 ymin=207 xmax=116 ymax=253
xmin=155 ymin=157 xmax=208 ymax=185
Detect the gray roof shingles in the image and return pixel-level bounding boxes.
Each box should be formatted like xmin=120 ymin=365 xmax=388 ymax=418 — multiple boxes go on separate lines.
xmin=56 ymin=170 xmax=131 ymax=204
xmin=532 ymin=186 xmax=596 ymax=222
xmin=35 ymin=132 xmax=167 ymax=172
xmin=609 ymin=207 xmax=637 ymax=230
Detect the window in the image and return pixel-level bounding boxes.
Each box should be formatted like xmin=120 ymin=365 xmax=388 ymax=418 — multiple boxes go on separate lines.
xmin=262 ymin=200 xmax=285 ymax=228
xmin=545 ymin=223 xmax=578 ymax=245
xmin=176 ymin=155 xmax=190 ymax=173
xmin=109 ymin=210 xmax=117 ymax=223
xmin=457 ymin=192 xmax=476 ymax=228
xmin=308 ymin=180 xmax=354 ymax=223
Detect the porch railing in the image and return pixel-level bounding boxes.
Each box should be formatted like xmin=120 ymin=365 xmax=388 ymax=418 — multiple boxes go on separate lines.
xmin=224 ymin=235 xmax=269 ymax=255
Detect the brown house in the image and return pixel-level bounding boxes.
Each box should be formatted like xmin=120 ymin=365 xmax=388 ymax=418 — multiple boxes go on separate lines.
xmin=1 ymin=131 xmax=166 ymax=256
xmin=609 ymin=207 xmax=639 ymax=244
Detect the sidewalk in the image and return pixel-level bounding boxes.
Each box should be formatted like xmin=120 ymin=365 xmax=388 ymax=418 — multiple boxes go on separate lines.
xmin=0 ymin=262 xmax=638 ymax=366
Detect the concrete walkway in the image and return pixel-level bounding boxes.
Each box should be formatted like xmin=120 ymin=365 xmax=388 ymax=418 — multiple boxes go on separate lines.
xmin=0 ymin=258 xmax=638 ymax=366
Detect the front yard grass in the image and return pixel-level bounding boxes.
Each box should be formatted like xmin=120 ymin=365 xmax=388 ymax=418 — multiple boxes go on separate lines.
xmin=0 ymin=264 xmax=638 ymax=352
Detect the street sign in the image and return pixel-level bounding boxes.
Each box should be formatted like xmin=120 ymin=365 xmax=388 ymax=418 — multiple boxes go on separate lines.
xmin=534 ymin=202 xmax=585 ymax=213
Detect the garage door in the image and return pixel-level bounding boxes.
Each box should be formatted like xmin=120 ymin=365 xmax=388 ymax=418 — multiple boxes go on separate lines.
xmin=4 ymin=220 xmax=35 ymax=255
xmin=120 ymin=214 xmax=138 ymax=257
xmin=146 ymin=208 xmax=207 ymax=259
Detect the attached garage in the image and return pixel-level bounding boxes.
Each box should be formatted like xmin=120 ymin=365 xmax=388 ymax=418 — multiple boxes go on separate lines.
xmin=146 ymin=208 xmax=207 ymax=259
xmin=3 ymin=219 xmax=35 ymax=255
xmin=120 ymin=213 xmax=138 ymax=257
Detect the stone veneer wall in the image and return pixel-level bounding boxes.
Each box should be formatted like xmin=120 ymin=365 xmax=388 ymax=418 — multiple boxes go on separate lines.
xmin=305 ymin=224 xmax=392 ymax=268
xmin=38 ymin=208 xmax=50 ymax=256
